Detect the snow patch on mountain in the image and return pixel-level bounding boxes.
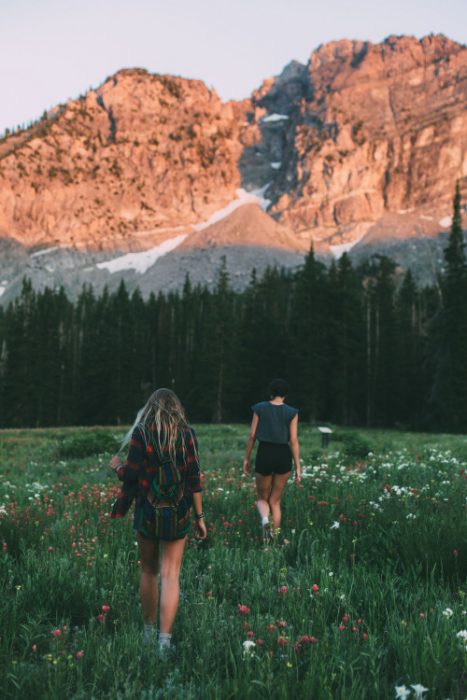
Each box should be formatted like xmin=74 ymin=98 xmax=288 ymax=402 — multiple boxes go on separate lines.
xmin=250 ymin=184 xmax=272 ymax=211
xmin=30 ymin=246 xmax=61 ymax=258
xmin=194 ymin=188 xmax=270 ymax=231
xmin=96 ymin=234 xmax=187 ymax=274
xmin=262 ymin=113 xmax=290 ymax=123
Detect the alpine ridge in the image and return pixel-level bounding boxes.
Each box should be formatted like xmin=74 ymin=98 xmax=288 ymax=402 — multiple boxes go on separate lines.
xmin=0 ymin=33 xmax=465 ymax=301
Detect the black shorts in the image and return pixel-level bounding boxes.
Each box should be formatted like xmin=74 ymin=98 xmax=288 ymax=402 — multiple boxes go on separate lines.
xmin=255 ymin=441 xmax=292 ymax=476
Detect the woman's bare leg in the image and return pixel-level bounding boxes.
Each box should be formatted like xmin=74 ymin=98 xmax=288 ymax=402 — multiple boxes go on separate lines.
xmin=255 ymin=473 xmax=273 ymax=521
xmin=137 ymin=533 xmax=160 ymax=623
xmin=159 ymin=536 xmax=187 ymax=634
xmin=269 ymin=472 xmax=291 ymax=530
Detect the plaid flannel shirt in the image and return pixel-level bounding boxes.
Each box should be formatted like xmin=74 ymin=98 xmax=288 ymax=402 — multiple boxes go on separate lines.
xmin=111 ymin=425 xmax=202 ymax=519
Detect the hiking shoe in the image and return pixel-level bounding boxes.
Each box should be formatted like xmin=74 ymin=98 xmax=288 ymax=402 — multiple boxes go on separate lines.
xmin=262 ymin=523 xmax=273 ymax=547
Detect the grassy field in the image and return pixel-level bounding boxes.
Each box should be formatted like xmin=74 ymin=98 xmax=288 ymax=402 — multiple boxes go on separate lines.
xmin=0 ymin=424 xmax=466 ymax=699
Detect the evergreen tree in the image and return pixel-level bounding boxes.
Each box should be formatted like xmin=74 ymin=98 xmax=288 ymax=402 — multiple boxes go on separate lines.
xmin=209 ymin=258 xmax=234 ymax=422
xmin=289 ymin=247 xmax=328 ymax=421
xmin=433 ymin=182 xmax=467 ymax=429
xmin=394 ymin=270 xmax=426 ymax=427
xmin=327 ymin=254 xmax=366 ymax=425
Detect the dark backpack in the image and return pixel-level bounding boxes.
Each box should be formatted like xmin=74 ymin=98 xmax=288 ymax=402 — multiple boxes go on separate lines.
xmin=146 ymin=448 xmax=185 ymax=539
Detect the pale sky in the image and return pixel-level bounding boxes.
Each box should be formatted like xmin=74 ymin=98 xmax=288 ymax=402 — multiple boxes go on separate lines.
xmin=1 ymin=0 xmax=466 ymax=134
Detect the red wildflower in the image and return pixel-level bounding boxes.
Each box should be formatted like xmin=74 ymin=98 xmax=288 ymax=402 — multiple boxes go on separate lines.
xmin=238 ymin=604 xmax=250 ymax=615
xmin=97 ymin=614 xmax=106 ymax=623
xmin=277 ymin=636 xmax=288 ymax=646
xmin=76 ymin=650 xmax=84 ymax=659
xmin=279 ymin=585 xmax=288 ymax=594
xmin=256 ymin=638 xmax=264 ymax=646
xmin=247 ymin=630 xmax=255 ymax=638
xmin=311 ymin=584 xmax=319 ymax=592
xmin=101 ymin=604 xmax=110 ymax=612
xmin=339 ymin=625 xmax=346 ymax=632
xmin=342 ymin=614 xmax=349 ymax=623
xmin=267 ymin=624 xmax=276 ymax=633
xmin=51 ymin=629 xmax=61 ymax=638
xmin=276 ymin=619 xmax=287 ymax=629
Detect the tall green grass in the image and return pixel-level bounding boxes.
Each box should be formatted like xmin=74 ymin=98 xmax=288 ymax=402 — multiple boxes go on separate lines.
xmin=0 ymin=425 xmax=466 ymax=699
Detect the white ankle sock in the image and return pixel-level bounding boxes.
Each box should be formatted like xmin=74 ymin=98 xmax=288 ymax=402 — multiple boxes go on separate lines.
xmin=261 ymin=516 xmax=269 ymax=526
xmin=159 ymin=632 xmax=172 ymax=649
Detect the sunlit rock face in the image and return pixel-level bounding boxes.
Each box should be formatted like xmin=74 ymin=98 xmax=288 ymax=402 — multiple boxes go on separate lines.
xmin=0 ymin=34 xmax=465 ymax=301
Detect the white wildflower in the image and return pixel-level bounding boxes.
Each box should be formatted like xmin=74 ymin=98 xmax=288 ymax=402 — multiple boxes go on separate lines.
xmin=330 ymin=521 xmax=340 ymax=530
xmin=395 ymin=685 xmax=411 ymax=699
xmin=442 ymin=608 xmax=453 ymax=618
xmin=456 ymin=629 xmax=467 ymax=641
xmin=242 ymin=640 xmax=256 ymax=658
xmin=410 ymin=684 xmax=429 ymax=698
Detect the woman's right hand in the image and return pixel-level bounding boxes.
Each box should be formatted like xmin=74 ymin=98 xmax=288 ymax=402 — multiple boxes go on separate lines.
xmin=243 ymin=459 xmax=250 ymax=476
xmin=194 ymin=518 xmax=207 ymax=540
xmin=294 ymin=470 xmax=302 ymax=484
xmin=109 ymin=455 xmax=123 ymax=472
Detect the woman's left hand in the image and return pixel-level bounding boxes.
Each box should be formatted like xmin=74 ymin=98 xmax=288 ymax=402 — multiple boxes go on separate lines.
xmin=294 ymin=471 xmax=302 ymax=484
xmin=109 ymin=455 xmax=123 ymax=472
xmin=194 ymin=518 xmax=207 ymax=540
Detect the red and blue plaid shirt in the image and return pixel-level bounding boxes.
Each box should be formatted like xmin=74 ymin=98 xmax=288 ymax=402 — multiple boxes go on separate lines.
xmin=111 ymin=425 xmax=202 ymax=519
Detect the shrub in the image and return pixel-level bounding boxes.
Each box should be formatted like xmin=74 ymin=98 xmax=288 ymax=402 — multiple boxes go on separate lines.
xmin=333 ymin=431 xmax=371 ymax=459
xmin=56 ymin=431 xmax=120 ymax=459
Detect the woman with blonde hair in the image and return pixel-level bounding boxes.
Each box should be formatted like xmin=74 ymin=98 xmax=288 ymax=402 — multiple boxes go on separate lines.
xmin=243 ymin=379 xmax=301 ymax=543
xmin=110 ymin=388 xmax=206 ymax=650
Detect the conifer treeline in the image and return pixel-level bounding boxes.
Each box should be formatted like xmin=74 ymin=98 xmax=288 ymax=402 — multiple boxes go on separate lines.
xmin=0 ymin=187 xmax=465 ymax=430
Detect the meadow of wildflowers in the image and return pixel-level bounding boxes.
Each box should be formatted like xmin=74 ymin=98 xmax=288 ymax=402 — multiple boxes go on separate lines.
xmin=0 ymin=425 xmax=466 ymax=699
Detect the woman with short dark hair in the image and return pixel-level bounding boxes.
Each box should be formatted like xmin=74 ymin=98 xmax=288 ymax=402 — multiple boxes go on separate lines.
xmin=243 ymin=379 xmax=301 ymax=543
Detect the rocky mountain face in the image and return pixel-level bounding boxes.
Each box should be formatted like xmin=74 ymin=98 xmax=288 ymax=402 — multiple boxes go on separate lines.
xmin=0 ymin=34 xmax=466 ymax=302
xmin=0 ymin=70 xmax=245 ymax=250
xmin=242 ymin=34 xmax=467 ymax=249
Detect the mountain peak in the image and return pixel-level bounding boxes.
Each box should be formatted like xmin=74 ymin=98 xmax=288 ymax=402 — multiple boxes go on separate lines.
xmin=0 ymin=34 xmax=465 ymax=301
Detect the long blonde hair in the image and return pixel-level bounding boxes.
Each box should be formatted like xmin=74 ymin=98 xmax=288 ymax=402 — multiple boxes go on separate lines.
xmin=123 ymin=388 xmax=193 ymax=463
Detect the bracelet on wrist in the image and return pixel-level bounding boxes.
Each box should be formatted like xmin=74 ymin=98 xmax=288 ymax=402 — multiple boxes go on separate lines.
xmin=195 ymin=512 xmax=205 ymax=520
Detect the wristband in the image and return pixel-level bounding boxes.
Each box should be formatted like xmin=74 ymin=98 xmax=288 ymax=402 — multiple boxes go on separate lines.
xmin=195 ymin=512 xmax=205 ymax=520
